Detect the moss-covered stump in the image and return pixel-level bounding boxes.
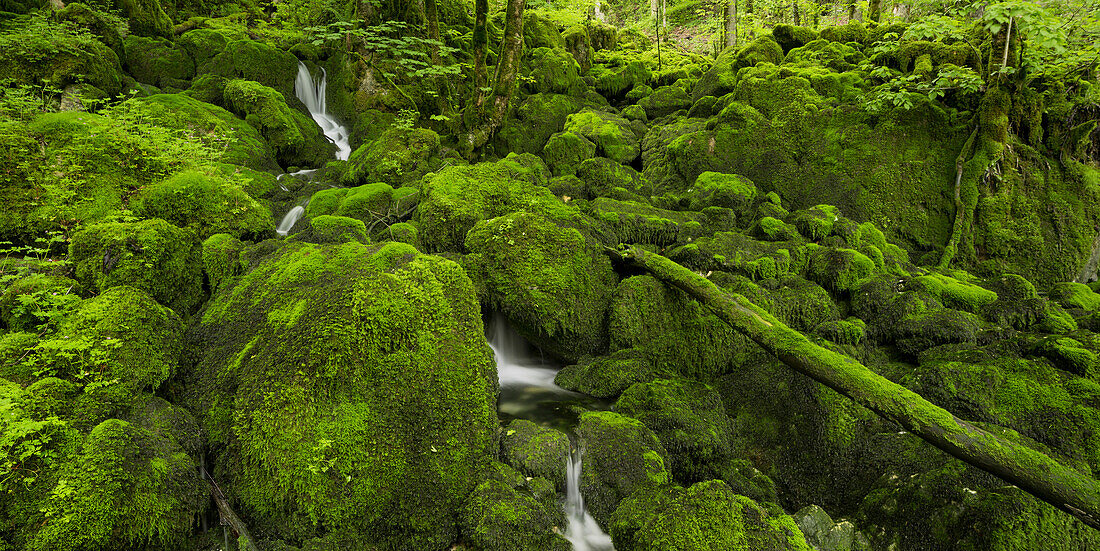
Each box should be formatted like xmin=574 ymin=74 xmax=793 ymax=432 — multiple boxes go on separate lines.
xmin=121 ymin=35 xmax=195 ymax=89
xmin=500 ymin=419 xmax=571 ymax=491
xmin=609 ymin=480 xmax=811 ymax=551
xmin=417 ymin=154 xmax=604 ymax=253
xmin=576 ymin=410 xmax=671 ymax=528
xmin=26 ymin=417 xmax=203 ymax=551
xmin=0 ymin=14 xmax=124 ymax=96
xmin=126 ymin=93 xmax=278 ymax=171
xmin=185 ymin=241 xmax=498 ymax=547
xmin=563 ymin=109 xmax=643 ymax=165
xmin=615 ymin=379 xmax=734 ymax=484
xmin=463 ymin=211 xmax=616 ymax=361
xmin=555 ymin=348 xmax=674 ymax=399
xmin=134 ymin=169 xmax=275 ymax=240
xmin=458 ymin=479 xmax=572 ymax=551
xmin=344 ymin=127 xmax=441 ymax=187
xmin=207 ymin=39 xmax=299 ymax=98
xmin=69 ymin=219 xmax=204 ymax=314
xmin=608 ymin=275 xmax=746 ymax=380
xmin=223 ymin=79 xmax=335 ymax=169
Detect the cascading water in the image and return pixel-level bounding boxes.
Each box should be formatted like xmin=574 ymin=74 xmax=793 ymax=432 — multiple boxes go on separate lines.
xmin=565 ymin=449 xmax=614 ymax=551
xmin=293 ymin=61 xmax=352 ymax=161
xmin=486 ymin=314 xmax=614 ymax=549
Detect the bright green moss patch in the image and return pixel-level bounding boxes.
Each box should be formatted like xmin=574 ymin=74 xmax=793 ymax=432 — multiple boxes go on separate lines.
xmin=134 ymin=169 xmax=275 ymax=240
xmin=463 ymin=211 xmax=617 ymax=360
xmin=69 ymin=219 xmax=204 ymax=314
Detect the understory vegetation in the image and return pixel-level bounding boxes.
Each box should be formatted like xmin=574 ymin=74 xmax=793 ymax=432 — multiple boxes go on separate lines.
xmin=1 ymin=0 xmax=1100 ymax=549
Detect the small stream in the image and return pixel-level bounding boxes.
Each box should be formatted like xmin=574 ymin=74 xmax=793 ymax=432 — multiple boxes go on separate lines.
xmin=487 ymin=314 xmax=614 ymax=551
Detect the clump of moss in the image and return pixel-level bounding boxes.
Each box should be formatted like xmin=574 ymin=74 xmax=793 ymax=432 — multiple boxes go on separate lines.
xmin=463 ymin=211 xmax=617 ymax=360
xmin=134 ymin=169 xmax=275 ymax=240
xmin=185 ymin=241 xmax=499 ymax=547
xmin=610 ymin=480 xmax=811 ymax=551
xmin=615 ymin=379 xmax=735 ymax=484
xmin=69 ymin=219 xmax=204 ymax=314
xmin=577 ymin=410 xmax=671 ymax=527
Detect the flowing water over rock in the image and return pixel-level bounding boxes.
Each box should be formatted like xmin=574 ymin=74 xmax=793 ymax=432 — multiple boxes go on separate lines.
xmin=487 ymin=314 xmax=614 ymax=550
xmin=293 ymin=61 xmax=352 ymax=161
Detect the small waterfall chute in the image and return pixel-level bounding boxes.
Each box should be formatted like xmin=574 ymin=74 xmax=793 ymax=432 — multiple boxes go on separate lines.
xmin=293 ymin=61 xmax=352 ymax=161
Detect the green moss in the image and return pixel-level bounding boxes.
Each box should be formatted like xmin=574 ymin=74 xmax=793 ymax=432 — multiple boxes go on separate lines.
xmin=542 ymin=131 xmax=597 ymax=176
xmin=458 ymin=479 xmax=572 ymax=551
xmin=615 ymin=379 xmax=735 ymax=484
xmin=186 ymin=241 xmax=498 ymax=547
xmin=28 ymin=418 xmax=203 ymax=551
xmin=134 ymin=169 xmax=275 ymax=240
xmin=344 ymin=127 xmax=441 ymax=187
xmin=223 ymin=79 xmax=335 ymax=169
xmin=610 ymin=480 xmax=811 ymax=551
xmin=121 ymin=35 xmax=194 ymax=88
xmin=500 ymin=419 xmax=570 ymax=490
xmin=69 ymin=219 xmax=204 ymax=314
xmin=577 ymin=410 xmax=671 ymax=527
xmin=463 ymin=211 xmax=617 ymax=360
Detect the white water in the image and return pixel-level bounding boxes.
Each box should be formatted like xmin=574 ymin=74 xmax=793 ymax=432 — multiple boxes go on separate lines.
xmin=293 ymin=62 xmax=352 ymax=161
xmin=486 ymin=315 xmax=614 ymax=550
xmin=275 ymin=205 xmax=305 ymax=236
xmin=565 ymin=449 xmax=614 ymax=551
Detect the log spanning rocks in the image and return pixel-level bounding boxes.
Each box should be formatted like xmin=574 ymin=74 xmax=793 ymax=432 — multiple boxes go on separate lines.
xmin=609 ymin=244 xmax=1100 ymax=531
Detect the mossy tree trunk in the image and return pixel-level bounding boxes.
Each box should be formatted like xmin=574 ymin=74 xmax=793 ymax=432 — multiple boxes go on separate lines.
xmin=464 ymin=0 xmax=526 ymax=155
xmin=610 ymin=245 xmax=1100 ymax=531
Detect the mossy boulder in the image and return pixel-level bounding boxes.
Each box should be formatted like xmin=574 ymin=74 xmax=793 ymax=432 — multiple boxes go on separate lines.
xmin=134 ymin=169 xmax=275 ymax=240
xmin=69 ymin=219 xmax=204 ymax=314
xmin=458 ymin=479 xmax=572 ymax=551
xmin=207 ymin=39 xmax=299 ymax=97
xmin=463 ymin=211 xmax=617 ymax=361
xmin=615 ymin=379 xmax=735 ymax=484
xmin=542 ymin=131 xmax=598 ymax=176
xmin=500 ymin=419 xmax=571 ymax=490
xmin=223 ymin=79 xmax=335 ymax=169
xmin=563 ymin=109 xmax=643 ymax=165
xmin=27 ymin=417 xmax=204 ymax=551
xmin=186 ymin=241 xmax=498 ymax=547
xmin=344 ymin=127 xmax=441 ymax=187
xmin=121 ymin=35 xmax=194 ymax=88
xmin=610 ymin=481 xmax=811 ymax=551
xmin=114 ymin=0 xmax=172 ymax=37
xmin=576 ymin=410 xmax=671 ymax=527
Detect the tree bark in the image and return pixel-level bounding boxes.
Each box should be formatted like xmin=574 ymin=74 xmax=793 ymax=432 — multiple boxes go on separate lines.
xmin=725 ymin=0 xmax=737 ymax=48
xmin=609 ymin=245 xmax=1100 ymax=531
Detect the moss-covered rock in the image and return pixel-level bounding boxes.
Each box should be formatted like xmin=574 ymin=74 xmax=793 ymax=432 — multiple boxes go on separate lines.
xmin=122 ymin=35 xmax=194 ymax=88
xmin=577 ymin=410 xmax=671 ymax=527
xmin=69 ymin=219 xmax=204 ymax=313
xmin=563 ymin=108 xmax=643 ymax=165
xmin=463 ymin=211 xmax=617 ymax=360
xmin=134 ymin=169 xmax=275 ymax=240
xmin=185 ymin=241 xmax=498 ymax=547
xmin=28 ymin=417 xmax=203 ymax=551
xmin=344 ymin=127 xmax=441 ymax=187
xmin=223 ymin=79 xmax=335 ymax=169
xmin=610 ymin=480 xmax=811 ymax=551
xmin=458 ymin=479 xmax=572 ymax=551
xmin=615 ymin=379 xmax=735 ymax=484
xmin=500 ymin=419 xmax=571 ymax=490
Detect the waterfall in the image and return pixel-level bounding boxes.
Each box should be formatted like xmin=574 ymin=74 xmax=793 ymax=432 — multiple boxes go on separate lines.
xmin=565 ymin=449 xmax=614 ymax=551
xmin=293 ymin=62 xmax=352 ymax=161
xmin=275 ymin=205 xmax=305 ymax=236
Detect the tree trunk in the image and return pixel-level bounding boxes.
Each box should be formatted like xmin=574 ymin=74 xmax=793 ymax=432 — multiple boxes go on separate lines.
xmin=609 ymin=245 xmax=1100 ymax=531
xmin=464 ymin=0 xmax=526 ymax=154
xmin=725 ymin=0 xmax=737 ymax=48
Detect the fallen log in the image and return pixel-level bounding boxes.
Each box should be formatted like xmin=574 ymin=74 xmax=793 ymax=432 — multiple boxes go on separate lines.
xmin=609 ymin=245 xmax=1100 ymax=530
